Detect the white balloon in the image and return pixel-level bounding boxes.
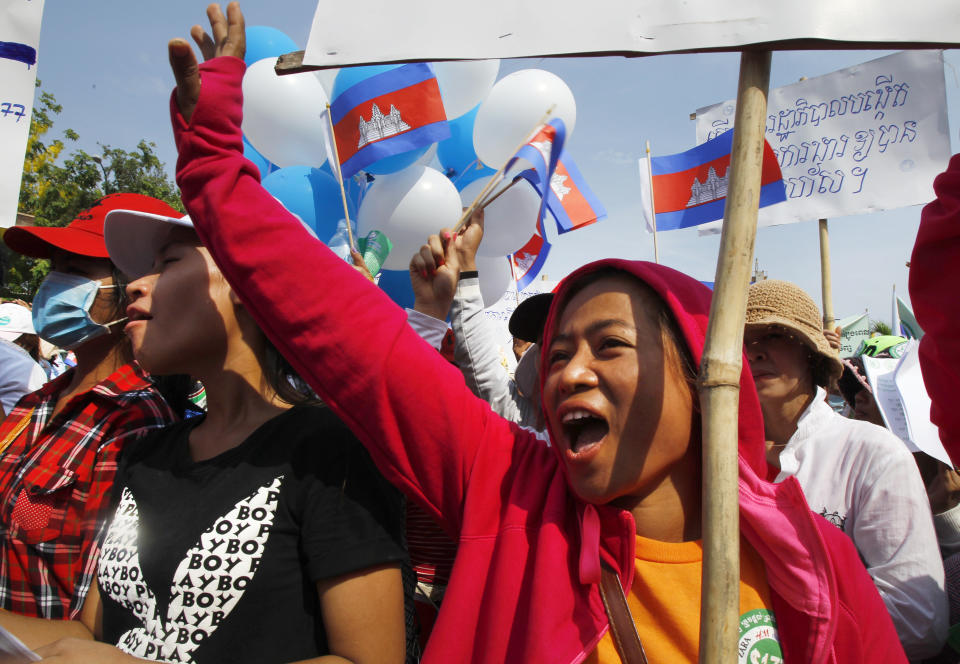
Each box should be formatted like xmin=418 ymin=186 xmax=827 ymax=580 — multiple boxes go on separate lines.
xmin=460 ymin=176 xmax=541 ymax=257
xmin=476 ymin=255 xmax=513 ymax=308
xmin=473 ymin=69 xmax=576 ymax=168
xmin=357 ymin=166 xmax=462 ymax=270
xmin=433 ymin=60 xmax=500 ymax=119
xmin=312 ymin=68 xmax=339 ymax=98
xmin=242 ymin=58 xmax=330 ymax=168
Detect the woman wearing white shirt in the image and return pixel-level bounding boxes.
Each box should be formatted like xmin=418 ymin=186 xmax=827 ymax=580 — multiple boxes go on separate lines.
xmin=744 ymin=279 xmax=948 ymax=661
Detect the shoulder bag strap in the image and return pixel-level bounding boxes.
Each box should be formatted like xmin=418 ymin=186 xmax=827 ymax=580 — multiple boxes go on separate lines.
xmin=599 ymin=562 xmax=649 ymax=664
xmin=0 ymin=409 xmax=34 ymax=457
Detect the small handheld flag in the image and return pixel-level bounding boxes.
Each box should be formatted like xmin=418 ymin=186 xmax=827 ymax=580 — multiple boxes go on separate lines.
xmin=512 ymin=217 xmax=551 ymax=291
xmin=330 ymin=63 xmax=450 ymax=179
xmin=639 ymin=131 xmax=786 ymax=231
xmin=517 ymin=150 xmax=606 ymax=234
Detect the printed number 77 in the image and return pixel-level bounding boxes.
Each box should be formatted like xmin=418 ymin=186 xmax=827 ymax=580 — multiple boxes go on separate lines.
xmin=0 ymin=103 xmax=26 ymax=121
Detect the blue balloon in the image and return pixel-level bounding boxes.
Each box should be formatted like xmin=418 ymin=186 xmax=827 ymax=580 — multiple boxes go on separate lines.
xmin=332 ymin=65 xmax=430 ymax=175
xmin=261 ymin=167 xmax=356 ymax=242
xmin=243 ymin=136 xmax=276 ymax=179
xmin=377 ymin=269 xmax=415 ymax=309
xmin=244 ymin=26 xmax=298 ymax=67
xmin=437 ymin=105 xmax=495 ymax=191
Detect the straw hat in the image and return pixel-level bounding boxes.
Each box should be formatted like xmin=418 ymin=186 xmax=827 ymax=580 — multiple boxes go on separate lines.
xmin=745 ymin=279 xmax=843 ymax=383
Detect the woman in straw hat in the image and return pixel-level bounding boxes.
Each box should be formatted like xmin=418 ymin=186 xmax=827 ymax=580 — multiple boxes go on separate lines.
xmin=744 ymin=279 xmax=948 ymax=660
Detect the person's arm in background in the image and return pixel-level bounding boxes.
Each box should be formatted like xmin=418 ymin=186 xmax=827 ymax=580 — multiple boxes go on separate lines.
xmin=446 ymin=213 xmax=539 ymax=429
xmin=910 ymin=153 xmax=960 ymax=468
xmin=852 ymin=449 xmax=948 ymax=659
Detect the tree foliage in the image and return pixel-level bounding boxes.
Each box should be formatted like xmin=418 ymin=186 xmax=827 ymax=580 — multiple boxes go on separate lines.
xmin=870 ymin=320 xmax=893 ymax=336
xmin=2 ymin=84 xmax=183 ymax=298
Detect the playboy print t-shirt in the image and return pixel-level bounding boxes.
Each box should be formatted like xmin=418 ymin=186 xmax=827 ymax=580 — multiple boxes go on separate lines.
xmin=98 ymin=406 xmax=406 ymax=664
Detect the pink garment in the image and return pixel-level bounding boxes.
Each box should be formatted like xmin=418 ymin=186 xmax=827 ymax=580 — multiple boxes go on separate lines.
xmin=910 ymin=153 xmax=960 ymax=467
xmin=173 ymin=57 xmax=906 ymax=664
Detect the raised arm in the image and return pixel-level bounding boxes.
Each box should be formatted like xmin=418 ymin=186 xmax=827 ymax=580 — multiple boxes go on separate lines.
xmin=166 ymin=4 xmax=519 ymax=536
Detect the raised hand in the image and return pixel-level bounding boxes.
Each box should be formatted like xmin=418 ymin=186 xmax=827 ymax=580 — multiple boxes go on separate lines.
xmin=410 ymin=231 xmax=459 ymax=321
xmin=168 ymin=2 xmax=246 ymax=123
xmin=454 ymin=208 xmax=485 ymax=272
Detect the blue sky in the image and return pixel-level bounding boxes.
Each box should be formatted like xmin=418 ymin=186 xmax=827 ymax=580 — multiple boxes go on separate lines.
xmin=33 ymin=1 xmax=960 ymax=324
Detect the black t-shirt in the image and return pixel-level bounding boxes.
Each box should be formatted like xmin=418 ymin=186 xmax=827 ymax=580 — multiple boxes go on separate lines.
xmin=98 ymin=405 xmax=407 ymax=664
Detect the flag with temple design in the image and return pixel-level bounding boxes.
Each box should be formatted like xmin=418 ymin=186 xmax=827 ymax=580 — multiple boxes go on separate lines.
xmin=329 ymin=63 xmax=449 ymax=179
xmin=639 ymin=131 xmax=786 ymax=231
xmin=516 ymin=150 xmax=606 ymax=234
xmin=511 ymin=217 xmax=551 ymax=291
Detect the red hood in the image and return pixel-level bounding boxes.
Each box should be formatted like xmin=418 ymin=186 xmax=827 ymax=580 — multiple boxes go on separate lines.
xmin=539 ymin=258 xmax=771 ymax=481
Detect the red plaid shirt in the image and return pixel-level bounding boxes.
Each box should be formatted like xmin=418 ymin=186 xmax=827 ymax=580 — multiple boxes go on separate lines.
xmin=0 ymin=363 xmax=175 ymax=619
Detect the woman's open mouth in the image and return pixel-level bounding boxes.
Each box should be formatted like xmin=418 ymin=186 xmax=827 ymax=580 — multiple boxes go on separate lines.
xmin=561 ymin=408 xmax=610 ymax=458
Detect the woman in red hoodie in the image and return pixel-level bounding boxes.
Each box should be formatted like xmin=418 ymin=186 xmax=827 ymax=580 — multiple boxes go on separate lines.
xmin=165 ymin=5 xmax=909 ymax=663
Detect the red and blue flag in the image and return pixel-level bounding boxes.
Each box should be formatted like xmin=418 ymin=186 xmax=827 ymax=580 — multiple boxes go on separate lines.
xmin=517 ymin=150 xmax=606 ymax=234
xmin=511 ymin=217 xmax=551 ymax=291
xmin=648 ymin=131 xmax=785 ymax=231
xmin=330 ymin=63 xmax=449 ymax=179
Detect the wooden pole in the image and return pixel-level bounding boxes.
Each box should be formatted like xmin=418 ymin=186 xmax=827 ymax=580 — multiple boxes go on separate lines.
xmin=645 ymin=140 xmax=660 ymax=264
xmin=324 ymin=103 xmax=355 ymax=250
xmin=818 ymin=218 xmax=835 ymax=328
xmin=453 ymin=105 xmax=555 ymax=233
xmin=697 ymin=50 xmax=771 ymax=664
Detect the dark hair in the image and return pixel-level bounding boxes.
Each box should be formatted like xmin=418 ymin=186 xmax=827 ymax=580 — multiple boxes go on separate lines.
xmin=810 ymin=353 xmax=837 ymax=390
xmin=150 ymin=374 xmax=202 ymax=419
xmin=263 ymin=338 xmax=322 ymax=407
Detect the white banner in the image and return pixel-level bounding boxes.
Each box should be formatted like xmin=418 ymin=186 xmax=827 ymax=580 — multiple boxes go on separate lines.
xmin=0 ymin=0 xmax=45 ymax=229
xmin=862 ymin=342 xmax=951 ymax=466
xmin=304 ymin=1 xmax=959 ymax=68
xmin=836 ymin=313 xmax=872 ymax=359
xmin=693 ymin=51 xmax=950 ymax=232
xmin=482 ymin=278 xmax=556 ymax=375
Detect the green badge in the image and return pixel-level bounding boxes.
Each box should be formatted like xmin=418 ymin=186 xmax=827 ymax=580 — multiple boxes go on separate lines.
xmin=737 ymin=609 xmax=783 ymax=664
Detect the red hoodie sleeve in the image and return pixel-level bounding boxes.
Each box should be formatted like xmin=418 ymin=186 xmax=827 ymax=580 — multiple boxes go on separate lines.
xmin=171 ymin=57 xmax=520 ymax=537
xmin=909 ymin=154 xmax=960 ymax=467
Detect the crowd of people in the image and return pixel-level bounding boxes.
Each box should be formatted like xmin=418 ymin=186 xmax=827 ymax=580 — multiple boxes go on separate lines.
xmin=0 ymin=3 xmax=957 ymax=663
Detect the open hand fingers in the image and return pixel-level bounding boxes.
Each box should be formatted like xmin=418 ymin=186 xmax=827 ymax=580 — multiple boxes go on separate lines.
xmin=168 ymin=38 xmax=201 ymax=123
xmin=222 ymin=2 xmax=246 ymax=59
xmin=191 ymin=24 xmax=216 ymax=61
xmin=206 ymin=4 xmax=229 ymax=51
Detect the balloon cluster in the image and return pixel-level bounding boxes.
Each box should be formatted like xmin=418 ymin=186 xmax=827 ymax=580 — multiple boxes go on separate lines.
xmin=240 ymin=27 xmax=576 ymax=308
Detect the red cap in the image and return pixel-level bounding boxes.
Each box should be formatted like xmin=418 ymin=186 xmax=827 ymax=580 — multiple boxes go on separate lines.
xmin=4 ymin=193 xmax=181 ymax=260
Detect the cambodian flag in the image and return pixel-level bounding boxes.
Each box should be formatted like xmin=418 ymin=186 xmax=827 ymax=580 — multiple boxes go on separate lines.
xmin=517 ymin=150 xmax=606 ymax=234
xmin=643 ymin=131 xmax=786 ymax=231
xmin=330 ymin=63 xmax=450 ymax=179
xmin=511 ymin=217 xmax=551 ymax=291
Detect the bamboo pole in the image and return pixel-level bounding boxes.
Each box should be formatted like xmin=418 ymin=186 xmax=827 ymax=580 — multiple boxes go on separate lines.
xmin=697 ymin=50 xmax=771 ymax=664
xmin=645 ymin=141 xmax=660 ymax=264
xmin=818 ymin=218 xmax=835 ymax=328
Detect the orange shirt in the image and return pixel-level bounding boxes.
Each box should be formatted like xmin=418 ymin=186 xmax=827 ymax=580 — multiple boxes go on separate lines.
xmin=586 ymin=535 xmax=783 ymax=664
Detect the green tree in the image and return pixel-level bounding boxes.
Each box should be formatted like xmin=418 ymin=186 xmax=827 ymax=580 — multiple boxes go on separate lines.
xmin=870 ymin=320 xmax=893 ymax=336
xmin=2 ymin=84 xmax=183 ymax=298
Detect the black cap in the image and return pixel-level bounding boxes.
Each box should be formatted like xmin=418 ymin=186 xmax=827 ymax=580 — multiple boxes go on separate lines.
xmin=508 ymin=293 xmax=554 ymax=344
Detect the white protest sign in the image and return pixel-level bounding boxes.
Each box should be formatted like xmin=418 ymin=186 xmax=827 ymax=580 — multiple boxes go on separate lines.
xmin=836 ymin=313 xmax=871 ymax=359
xmin=894 ymin=342 xmax=952 ymax=466
xmin=694 ymin=51 xmax=950 ymax=232
xmin=861 ymin=354 xmax=914 ymax=448
xmin=304 ymin=1 xmax=959 ymax=67
xmin=482 ymin=278 xmax=556 ymax=376
xmin=0 ymin=0 xmax=45 ymax=228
